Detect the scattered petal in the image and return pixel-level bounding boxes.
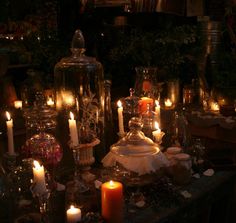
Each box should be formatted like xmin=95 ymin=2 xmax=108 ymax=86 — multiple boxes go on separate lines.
xmin=94 ymin=180 xmax=102 ymax=189
xmin=135 ymin=200 xmax=145 ymax=208
xmin=180 ymin=190 xmax=192 ymax=199
xmin=203 ymin=169 xmax=214 ymax=177
xmin=193 ymin=173 xmax=200 ymax=179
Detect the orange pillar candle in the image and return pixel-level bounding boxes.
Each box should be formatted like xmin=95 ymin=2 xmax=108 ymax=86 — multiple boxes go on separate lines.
xmin=102 ymin=180 xmax=124 ymax=223
xmin=138 ymin=97 xmax=153 ymax=114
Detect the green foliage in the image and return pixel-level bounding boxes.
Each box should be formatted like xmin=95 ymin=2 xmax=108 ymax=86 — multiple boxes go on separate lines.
xmin=108 ymin=24 xmax=200 ymax=79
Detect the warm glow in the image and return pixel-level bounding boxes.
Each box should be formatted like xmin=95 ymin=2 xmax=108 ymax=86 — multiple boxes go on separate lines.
xmin=33 ymin=160 xmax=41 ymax=169
xmin=117 ymin=100 xmax=122 ymax=108
xmin=154 ymin=122 xmax=161 ymax=133
xmin=62 ymin=91 xmax=75 ymax=106
xmin=210 ymin=101 xmax=219 ymax=111
xmin=14 ymin=100 xmax=22 ymax=109
xmin=47 ymin=97 xmax=54 ymax=106
xmin=165 ymin=98 xmax=173 ymax=107
xmin=155 ymin=100 xmax=160 ymax=107
xmin=6 ymin=111 xmax=11 ymax=121
xmin=67 ymin=205 xmax=81 ymax=214
xmin=69 ymin=205 xmax=76 ymax=211
xmin=154 ymin=121 xmax=160 ymax=130
xmin=109 ymin=180 xmax=115 ymax=187
xmin=70 ymin=112 xmax=74 ymax=120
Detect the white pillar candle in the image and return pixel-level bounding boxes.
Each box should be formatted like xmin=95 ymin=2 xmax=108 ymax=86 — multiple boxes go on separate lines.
xmin=33 ymin=160 xmax=47 ymax=194
xmin=14 ymin=100 xmax=22 ymax=109
xmin=117 ymin=100 xmax=125 ymax=135
xmin=6 ymin=111 xmax=15 ymax=155
xmin=67 ymin=205 xmax=81 ymax=223
xmin=68 ymin=112 xmax=79 ymax=147
xmin=152 ymin=121 xmax=165 ymax=144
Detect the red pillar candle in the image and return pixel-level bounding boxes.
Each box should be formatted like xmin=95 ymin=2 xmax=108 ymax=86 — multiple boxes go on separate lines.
xmin=102 ymin=180 xmax=124 ymax=223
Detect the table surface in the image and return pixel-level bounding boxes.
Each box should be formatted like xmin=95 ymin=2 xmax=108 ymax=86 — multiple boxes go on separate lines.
xmin=125 ymin=170 xmax=236 ymax=223
xmin=0 ymin=168 xmax=235 ymax=223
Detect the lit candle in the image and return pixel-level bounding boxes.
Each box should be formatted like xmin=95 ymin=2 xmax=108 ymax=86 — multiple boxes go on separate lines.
xmin=32 ymin=160 xmax=47 ymax=194
xmin=102 ymin=180 xmax=123 ymax=223
xmin=155 ymin=100 xmax=161 ymax=123
xmin=138 ymin=97 xmax=153 ymax=114
xmin=152 ymin=121 xmax=165 ymax=144
xmin=14 ymin=100 xmax=22 ymax=109
xmin=210 ymin=101 xmax=220 ymax=112
xmin=66 ymin=205 xmax=81 ymax=223
xmin=68 ymin=112 xmax=79 ymax=147
xmin=165 ymin=98 xmax=173 ymax=108
xmin=117 ymin=100 xmax=125 ymax=135
xmin=6 ymin=111 xmax=15 ymax=155
xmin=47 ymin=97 xmax=54 ymax=107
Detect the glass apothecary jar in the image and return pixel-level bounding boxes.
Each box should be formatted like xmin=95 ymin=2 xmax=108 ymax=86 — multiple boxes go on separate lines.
xmin=54 ymin=29 xmax=105 ymax=147
xmin=102 ymin=117 xmax=169 ymax=185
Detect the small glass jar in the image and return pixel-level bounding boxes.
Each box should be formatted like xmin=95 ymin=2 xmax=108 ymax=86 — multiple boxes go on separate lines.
xmin=23 ymin=91 xmax=57 ymax=139
xmin=172 ymin=153 xmax=192 ymax=185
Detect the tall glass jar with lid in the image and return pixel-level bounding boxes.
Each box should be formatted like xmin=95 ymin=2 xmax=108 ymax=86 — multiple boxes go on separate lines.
xmin=54 ymin=29 xmax=107 ymax=159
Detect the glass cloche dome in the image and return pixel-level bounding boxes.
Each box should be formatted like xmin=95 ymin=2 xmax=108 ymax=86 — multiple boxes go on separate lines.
xmin=102 ymin=117 xmax=169 ymax=178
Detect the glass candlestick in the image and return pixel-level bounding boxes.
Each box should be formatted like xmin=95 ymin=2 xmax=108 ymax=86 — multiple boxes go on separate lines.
xmin=31 ymin=182 xmax=51 ymax=223
xmin=71 ymin=145 xmax=89 ymax=193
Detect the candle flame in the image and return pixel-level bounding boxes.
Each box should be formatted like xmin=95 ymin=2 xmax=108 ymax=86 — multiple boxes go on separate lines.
xmin=33 ymin=160 xmax=41 ymax=169
xmin=47 ymin=97 xmax=54 ymax=106
xmin=155 ymin=100 xmax=160 ymax=107
xmin=154 ymin=121 xmax=160 ymax=130
xmin=211 ymin=102 xmax=219 ymax=111
xmin=70 ymin=205 xmax=75 ymax=209
xmin=109 ymin=180 xmax=114 ymax=187
xmin=165 ymin=98 xmax=172 ymax=107
xmin=6 ymin=111 xmax=11 ymax=121
xmin=117 ymin=100 xmax=122 ymax=108
xmin=70 ymin=112 xmax=74 ymax=120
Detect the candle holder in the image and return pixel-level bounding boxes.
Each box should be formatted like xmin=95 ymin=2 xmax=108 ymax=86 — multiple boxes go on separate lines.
xmin=152 ymin=131 xmax=165 ymax=145
xmin=31 ymin=183 xmax=51 ymax=223
xmin=71 ymin=145 xmax=89 ymax=193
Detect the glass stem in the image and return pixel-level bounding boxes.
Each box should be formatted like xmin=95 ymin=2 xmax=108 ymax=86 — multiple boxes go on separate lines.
xmin=72 ymin=147 xmax=80 ymax=178
xmin=38 ymin=195 xmax=50 ymax=223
